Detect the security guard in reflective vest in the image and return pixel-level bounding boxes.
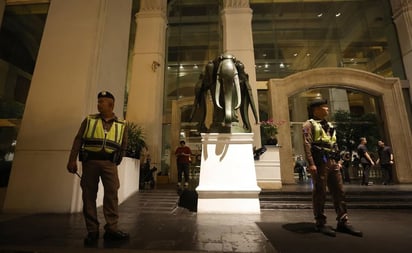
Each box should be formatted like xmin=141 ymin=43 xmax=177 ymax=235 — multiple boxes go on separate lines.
xmin=302 ymin=98 xmax=363 ymax=237
xmin=67 ymin=91 xmax=129 ymax=245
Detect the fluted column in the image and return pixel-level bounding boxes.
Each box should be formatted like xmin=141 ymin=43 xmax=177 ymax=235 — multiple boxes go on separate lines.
xmin=126 ymin=0 xmax=167 ymax=167
xmin=391 ymin=0 xmax=412 ymax=99
xmin=221 ymin=0 xmax=261 ymax=147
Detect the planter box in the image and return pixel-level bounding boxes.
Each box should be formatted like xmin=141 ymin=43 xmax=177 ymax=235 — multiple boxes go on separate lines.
xmin=254 ymin=146 xmax=282 ymax=189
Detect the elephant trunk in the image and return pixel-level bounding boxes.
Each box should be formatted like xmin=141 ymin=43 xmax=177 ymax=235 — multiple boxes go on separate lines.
xmin=215 ymin=59 xmax=242 ymax=126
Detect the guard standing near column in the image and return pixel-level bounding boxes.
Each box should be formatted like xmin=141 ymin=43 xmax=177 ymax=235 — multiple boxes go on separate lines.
xmin=67 ymin=91 xmax=130 ymax=246
xmin=302 ymin=98 xmax=363 ymax=237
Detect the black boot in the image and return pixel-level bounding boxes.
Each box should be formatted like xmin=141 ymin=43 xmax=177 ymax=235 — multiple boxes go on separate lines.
xmin=103 ymin=230 xmax=130 ymax=241
xmin=336 ymin=222 xmax=363 ymax=237
xmin=315 ymin=225 xmax=336 ymax=237
xmin=84 ymin=231 xmax=99 ymax=246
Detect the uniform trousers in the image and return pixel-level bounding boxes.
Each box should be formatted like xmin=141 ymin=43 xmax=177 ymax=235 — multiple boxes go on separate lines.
xmin=312 ymin=157 xmax=348 ymax=226
xmin=81 ymin=160 xmax=120 ymax=233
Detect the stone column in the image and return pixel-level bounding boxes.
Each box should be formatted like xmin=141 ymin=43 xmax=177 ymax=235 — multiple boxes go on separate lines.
xmin=4 ymin=0 xmax=132 ymax=213
xmin=126 ymin=0 xmax=167 ymax=167
xmin=391 ymin=0 xmax=412 ymax=99
xmin=221 ymin=0 xmax=261 ymax=148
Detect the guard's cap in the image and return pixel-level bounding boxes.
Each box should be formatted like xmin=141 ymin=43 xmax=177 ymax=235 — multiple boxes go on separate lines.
xmin=309 ymin=98 xmax=327 ymax=108
xmin=98 ymin=91 xmax=115 ymax=101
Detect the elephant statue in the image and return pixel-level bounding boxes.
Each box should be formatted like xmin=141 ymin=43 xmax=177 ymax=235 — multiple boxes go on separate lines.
xmin=190 ymin=53 xmax=259 ymax=133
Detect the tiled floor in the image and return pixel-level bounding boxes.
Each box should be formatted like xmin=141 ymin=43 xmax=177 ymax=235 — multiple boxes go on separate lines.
xmin=0 ymin=183 xmax=412 ymax=253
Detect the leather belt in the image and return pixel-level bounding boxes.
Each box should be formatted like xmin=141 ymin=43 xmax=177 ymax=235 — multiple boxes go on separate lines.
xmin=86 ymin=151 xmax=114 ymax=161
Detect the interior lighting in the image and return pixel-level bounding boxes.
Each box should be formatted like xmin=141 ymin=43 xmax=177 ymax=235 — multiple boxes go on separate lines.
xmin=317 ymin=13 xmax=323 ymax=17
xmin=293 ymin=53 xmax=298 ymax=57
xmin=279 ymin=62 xmax=285 ymax=68
xmin=335 ymin=12 xmax=341 ymax=17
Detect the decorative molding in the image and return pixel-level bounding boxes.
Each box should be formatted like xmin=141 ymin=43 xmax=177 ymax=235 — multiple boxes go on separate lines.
xmin=140 ymin=0 xmax=166 ymax=12
xmin=392 ymin=0 xmax=412 ymax=19
xmin=222 ymin=0 xmax=249 ymax=9
xmin=6 ymin=0 xmax=49 ymax=5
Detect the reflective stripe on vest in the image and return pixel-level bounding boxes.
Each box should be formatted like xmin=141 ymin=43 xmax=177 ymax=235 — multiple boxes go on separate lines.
xmin=82 ymin=116 xmax=125 ymax=153
xmin=309 ymin=119 xmax=336 ymax=147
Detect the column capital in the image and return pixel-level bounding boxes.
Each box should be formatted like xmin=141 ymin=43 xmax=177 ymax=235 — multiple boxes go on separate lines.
xmin=391 ymin=0 xmax=412 ymax=19
xmin=222 ymin=0 xmax=249 ymax=9
xmin=140 ymin=0 xmax=166 ymax=12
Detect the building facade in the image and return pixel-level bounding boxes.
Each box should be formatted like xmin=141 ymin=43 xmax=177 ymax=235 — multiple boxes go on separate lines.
xmin=1 ymin=0 xmax=412 ymax=213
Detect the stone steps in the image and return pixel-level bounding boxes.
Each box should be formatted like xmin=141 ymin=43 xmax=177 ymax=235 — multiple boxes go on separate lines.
xmin=259 ymin=189 xmax=412 ymax=209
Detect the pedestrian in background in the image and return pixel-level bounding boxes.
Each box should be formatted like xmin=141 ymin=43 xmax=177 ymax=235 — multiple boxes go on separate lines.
xmin=294 ymin=155 xmax=307 ymax=182
xmin=340 ymin=151 xmax=351 ymax=183
xmin=377 ymin=140 xmax=394 ymax=185
xmin=357 ymin=137 xmax=375 ymax=186
xmin=67 ymin=91 xmax=130 ymax=246
xmin=175 ymin=140 xmax=192 ymax=188
xmin=302 ymin=98 xmax=362 ymax=237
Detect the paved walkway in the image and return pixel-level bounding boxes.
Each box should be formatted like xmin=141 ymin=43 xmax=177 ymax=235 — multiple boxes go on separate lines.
xmin=0 ymin=183 xmax=411 ymax=253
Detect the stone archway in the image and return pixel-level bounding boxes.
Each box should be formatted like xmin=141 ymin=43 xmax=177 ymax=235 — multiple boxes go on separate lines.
xmin=268 ymin=67 xmax=412 ymax=184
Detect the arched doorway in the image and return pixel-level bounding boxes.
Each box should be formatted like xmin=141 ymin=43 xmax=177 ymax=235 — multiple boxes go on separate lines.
xmin=268 ymin=67 xmax=412 ymax=184
xmin=290 ymin=87 xmax=383 ymax=184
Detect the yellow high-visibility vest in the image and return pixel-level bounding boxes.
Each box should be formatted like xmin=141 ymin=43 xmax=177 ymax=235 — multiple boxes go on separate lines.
xmin=310 ymin=119 xmax=336 ymax=148
xmin=82 ymin=115 xmax=125 ymax=153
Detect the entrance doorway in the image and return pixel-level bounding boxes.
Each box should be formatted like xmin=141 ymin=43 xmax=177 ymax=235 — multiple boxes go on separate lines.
xmin=289 ymin=87 xmax=383 ymax=185
xmin=268 ymin=67 xmax=412 ymax=184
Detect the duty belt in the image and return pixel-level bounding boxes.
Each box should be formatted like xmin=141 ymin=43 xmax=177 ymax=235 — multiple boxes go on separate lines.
xmin=312 ymin=145 xmax=340 ymax=161
xmin=312 ymin=143 xmax=333 ymax=152
xmin=85 ymin=151 xmax=114 ymax=161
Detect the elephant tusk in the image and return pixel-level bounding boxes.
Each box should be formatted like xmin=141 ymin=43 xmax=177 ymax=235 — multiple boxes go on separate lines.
xmin=215 ymin=76 xmax=223 ymax=109
xmin=234 ymin=73 xmax=241 ymax=109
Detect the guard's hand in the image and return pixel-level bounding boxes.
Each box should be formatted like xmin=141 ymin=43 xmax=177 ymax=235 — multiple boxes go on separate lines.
xmin=67 ymin=161 xmax=78 ymax=174
xmin=307 ymin=164 xmax=317 ymax=175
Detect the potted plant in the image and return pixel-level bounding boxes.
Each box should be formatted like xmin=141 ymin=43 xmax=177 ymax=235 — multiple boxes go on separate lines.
xmin=260 ymin=119 xmax=286 ymax=145
xmin=125 ymin=122 xmax=146 ymax=159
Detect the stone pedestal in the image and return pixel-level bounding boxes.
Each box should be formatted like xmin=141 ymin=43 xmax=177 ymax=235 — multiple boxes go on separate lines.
xmin=196 ymin=133 xmax=261 ymax=213
xmin=255 ymin=146 xmax=282 ymax=189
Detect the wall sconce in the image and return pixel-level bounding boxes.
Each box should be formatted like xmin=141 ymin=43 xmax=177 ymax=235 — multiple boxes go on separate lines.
xmin=152 ymin=61 xmax=161 ymax=72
